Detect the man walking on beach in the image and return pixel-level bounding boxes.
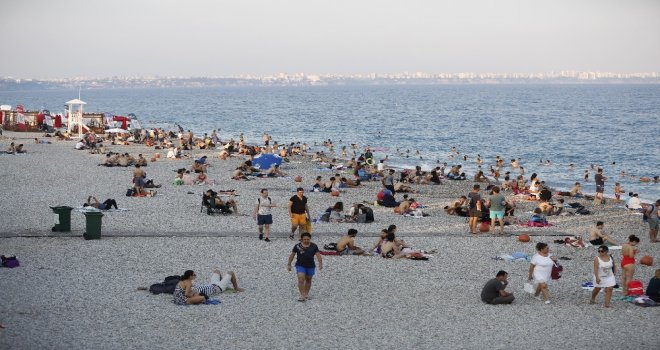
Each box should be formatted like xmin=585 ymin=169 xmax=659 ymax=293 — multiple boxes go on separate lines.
xmin=288 ymin=187 xmax=310 ymax=240
xmin=594 ymin=168 xmax=606 ymax=204
xmin=253 ymin=188 xmax=275 ymax=242
xmin=468 ymin=184 xmax=482 ymax=234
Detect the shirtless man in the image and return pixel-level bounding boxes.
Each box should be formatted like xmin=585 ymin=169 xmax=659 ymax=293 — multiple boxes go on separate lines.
xmin=133 ymin=164 xmax=146 ymax=195
xmin=588 ymin=221 xmax=618 ymax=246
xmin=336 ymin=229 xmax=366 ymax=255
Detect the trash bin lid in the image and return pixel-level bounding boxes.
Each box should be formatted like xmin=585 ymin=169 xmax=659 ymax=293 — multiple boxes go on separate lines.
xmin=50 ymin=206 xmax=74 ymax=211
xmin=82 ymin=211 xmax=104 ymax=217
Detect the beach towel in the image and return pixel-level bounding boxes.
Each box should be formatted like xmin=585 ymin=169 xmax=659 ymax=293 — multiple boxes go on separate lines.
xmin=75 ymin=207 xmax=129 ymax=213
xmin=319 ymin=251 xmax=339 ymax=256
xmin=521 ymin=221 xmax=554 ymax=227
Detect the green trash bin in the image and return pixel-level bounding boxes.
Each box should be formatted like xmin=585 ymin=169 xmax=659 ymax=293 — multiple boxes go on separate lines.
xmin=83 ymin=211 xmax=104 ymax=240
xmin=50 ymin=206 xmax=74 ymax=232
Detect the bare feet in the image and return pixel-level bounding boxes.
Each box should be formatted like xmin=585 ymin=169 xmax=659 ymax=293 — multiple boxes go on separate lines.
xmin=235 ymin=287 xmax=245 ymax=292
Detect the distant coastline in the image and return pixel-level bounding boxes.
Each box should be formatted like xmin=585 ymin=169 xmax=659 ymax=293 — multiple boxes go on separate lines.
xmin=1 ymin=71 xmax=659 ymax=91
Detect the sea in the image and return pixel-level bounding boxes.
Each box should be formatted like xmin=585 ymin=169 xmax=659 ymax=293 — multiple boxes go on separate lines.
xmin=1 ymin=84 xmax=659 ymax=201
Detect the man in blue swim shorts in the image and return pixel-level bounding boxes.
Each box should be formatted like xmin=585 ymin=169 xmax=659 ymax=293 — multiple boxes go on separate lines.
xmin=488 ymin=186 xmax=507 ymax=234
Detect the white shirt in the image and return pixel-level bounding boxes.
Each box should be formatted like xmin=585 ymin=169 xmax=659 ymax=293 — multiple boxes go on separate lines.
xmin=627 ymin=197 xmax=642 ymax=210
xmin=75 ymin=141 xmax=86 ymax=150
xmin=256 ymin=196 xmax=272 ymax=215
xmin=531 ymin=253 xmax=554 ymax=283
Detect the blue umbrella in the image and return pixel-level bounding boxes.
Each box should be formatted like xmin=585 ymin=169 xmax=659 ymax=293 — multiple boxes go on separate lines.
xmin=252 ymin=154 xmax=282 ymax=170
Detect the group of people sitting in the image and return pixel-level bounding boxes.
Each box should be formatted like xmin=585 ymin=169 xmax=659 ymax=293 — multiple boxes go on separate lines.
xmin=100 ymin=152 xmax=148 ymax=167
xmin=328 ymin=226 xmax=433 ymax=259
xmin=5 ymin=142 xmax=26 ymax=154
xmin=319 ymin=202 xmax=375 ymax=223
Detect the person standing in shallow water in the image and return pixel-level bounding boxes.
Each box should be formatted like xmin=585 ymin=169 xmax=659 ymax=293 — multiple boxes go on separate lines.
xmin=287 ymin=232 xmax=322 ymax=302
xmin=594 ymin=168 xmax=606 ymax=204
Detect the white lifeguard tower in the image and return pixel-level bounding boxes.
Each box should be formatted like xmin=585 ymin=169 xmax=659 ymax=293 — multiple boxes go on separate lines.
xmin=66 ymin=98 xmax=88 ymax=138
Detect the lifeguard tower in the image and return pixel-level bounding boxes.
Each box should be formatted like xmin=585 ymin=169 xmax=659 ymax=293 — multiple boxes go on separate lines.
xmin=66 ymin=98 xmax=87 ymax=138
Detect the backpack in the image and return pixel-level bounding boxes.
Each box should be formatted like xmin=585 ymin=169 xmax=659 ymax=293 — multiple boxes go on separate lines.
xmin=626 ymin=280 xmax=644 ymax=296
xmin=125 ymin=188 xmax=134 ymax=197
xmin=1 ymin=255 xmax=19 ymax=268
xmin=323 ymin=242 xmax=338 ymax=251
xmin=149 ymin=275 xmax=181 ymax=294
xmin=643 ymin=204 xmax=655 ymax=223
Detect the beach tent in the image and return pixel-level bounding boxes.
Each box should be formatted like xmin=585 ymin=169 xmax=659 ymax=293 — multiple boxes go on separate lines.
xmin=252 ymin=154 xmax=282 ymax=170
xmin=112 ymin=116 xmax=131 ymax=129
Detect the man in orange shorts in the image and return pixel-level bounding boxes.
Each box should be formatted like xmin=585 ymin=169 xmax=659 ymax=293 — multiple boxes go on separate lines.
xmin=288 ymin=187 xmax=310 ymax=240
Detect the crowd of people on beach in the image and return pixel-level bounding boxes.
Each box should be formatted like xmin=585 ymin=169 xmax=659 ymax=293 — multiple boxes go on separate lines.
xmin=3 ymin=125 xmax=658 ymax=308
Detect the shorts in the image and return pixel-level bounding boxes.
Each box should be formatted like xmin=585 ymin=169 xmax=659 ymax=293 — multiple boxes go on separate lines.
xmin=295 ymin=265 xmax=315 ymax=276
xmin=257 ymin=214 xmax=273 ymax=225
xmin=596 ymin=185 xmax=604 ymax=193
xmin=469 ymin=209 xmax=482 ymax=217
xmin=489 ymin=210 xmax=504 ymax=219
xmin=210 ymin=272 xmax=232 ymax=291
xmin=649 ymin=218 xmax=659 ymax=231
xmin=340 ymin=247 xmax=359 ymax=256
xmin=291 ymin=213 xmax=307 ymax=226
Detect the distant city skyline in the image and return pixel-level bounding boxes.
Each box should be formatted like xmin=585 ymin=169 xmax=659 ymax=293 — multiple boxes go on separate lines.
xmin=2 ymin=0 xmax=659 ymax=78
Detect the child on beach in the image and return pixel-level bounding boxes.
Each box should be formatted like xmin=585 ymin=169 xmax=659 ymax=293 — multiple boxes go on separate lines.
xmin=287 ymin=233 xmax=322 ymax=302
xmin=614 ymin=183 xmax=624 ymax=203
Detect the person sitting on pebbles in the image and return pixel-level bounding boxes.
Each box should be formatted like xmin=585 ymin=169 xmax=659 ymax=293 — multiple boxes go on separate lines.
xmin=336 ymin=229 xmax=367 ymax=255
xmin=588 ymin=221 xmax=619 ymax=246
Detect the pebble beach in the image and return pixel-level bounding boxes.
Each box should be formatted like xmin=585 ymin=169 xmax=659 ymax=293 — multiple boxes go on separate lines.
xmin=1 ymin=131 xmax=658 ymax=350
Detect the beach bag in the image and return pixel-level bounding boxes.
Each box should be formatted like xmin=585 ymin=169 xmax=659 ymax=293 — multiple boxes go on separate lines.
xmin=523 ymin=282 xmax=535 ymax=294
xmin=149 ymin=275 xmax=181 ymax=294
xmin=304 ymin=219 xmax=313 ymax=234
xmin=323 ymin=243 xmax=338 ymax=251
xmin=1 ymin=255 xmax=19 ymax=268
xmin=627 ymin=280 xmax=644 ymax=296
xmin=125 ymin=188 xmax=134 ymax=197
xmin=551 ymin=262 xmax=563 ymax=280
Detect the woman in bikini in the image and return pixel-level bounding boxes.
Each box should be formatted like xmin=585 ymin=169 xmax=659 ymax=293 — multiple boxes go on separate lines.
xmin=620 ymin=235 xmax=640 ymax=295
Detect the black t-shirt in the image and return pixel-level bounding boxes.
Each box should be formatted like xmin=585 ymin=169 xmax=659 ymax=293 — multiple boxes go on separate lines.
xmin=289 ymin=195 xmax=308 ymax=214
xmin=481 ymin=278 xmax=504 ymax=303
xmin=595 ymin=173 xmax=604 ymax=186
xmin=293 ymin=243 xmax=319 ymax=268
xmin=468 ymin=192 xmax=481 ymax=209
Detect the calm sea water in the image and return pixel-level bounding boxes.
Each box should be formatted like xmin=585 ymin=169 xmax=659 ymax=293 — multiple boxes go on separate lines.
xmin=2 ymin=85 xmax=659 ymax=201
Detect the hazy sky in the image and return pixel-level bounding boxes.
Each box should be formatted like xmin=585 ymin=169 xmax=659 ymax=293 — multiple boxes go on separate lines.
xmin=1 ymin=0 xmax=659 ymax=78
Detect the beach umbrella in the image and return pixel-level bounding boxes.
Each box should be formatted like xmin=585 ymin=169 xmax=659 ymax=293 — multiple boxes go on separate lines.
xmin=252 ymin=154 xmax=282 ymax=170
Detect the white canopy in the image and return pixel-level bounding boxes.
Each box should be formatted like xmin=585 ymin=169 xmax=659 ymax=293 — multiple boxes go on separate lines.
xmin=65 ymin=99 xmax=86 ymax=105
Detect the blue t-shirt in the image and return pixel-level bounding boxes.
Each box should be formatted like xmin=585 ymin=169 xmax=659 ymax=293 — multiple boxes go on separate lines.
xmin=293 ymin=243 xmax=319 ymax=268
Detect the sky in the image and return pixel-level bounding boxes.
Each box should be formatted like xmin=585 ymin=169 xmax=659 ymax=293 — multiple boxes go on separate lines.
xmin=1 ymin=0 xmax=659 ymax=78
